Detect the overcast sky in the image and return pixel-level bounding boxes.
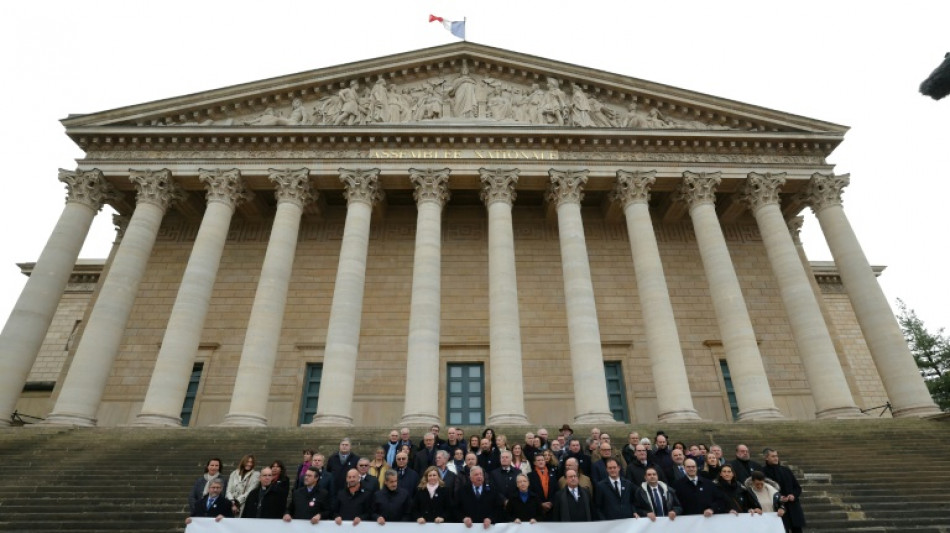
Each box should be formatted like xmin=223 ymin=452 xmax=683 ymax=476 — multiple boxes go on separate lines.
xmin=2 ymin=1 xmax=948 ymax=337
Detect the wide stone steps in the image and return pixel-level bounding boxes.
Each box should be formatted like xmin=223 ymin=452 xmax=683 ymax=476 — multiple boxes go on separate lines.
xmin=0 ymin=418 xmax=948 ymax=533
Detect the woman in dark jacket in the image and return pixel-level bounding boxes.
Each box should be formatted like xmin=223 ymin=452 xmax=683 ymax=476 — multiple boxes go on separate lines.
xmin=699 ymin=452 xmax=722 ymax=480
xmin=504 ymin=474 xmax=543 ymax=523
xmin=714 ymin=465 xmax=762 ymax=514
xmin=412 ymin=467 xmax=452 ymax=524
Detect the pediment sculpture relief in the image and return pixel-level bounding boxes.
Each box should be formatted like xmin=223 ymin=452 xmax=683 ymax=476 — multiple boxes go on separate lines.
xmin=162 ymin=68 xmax=734 ymax=130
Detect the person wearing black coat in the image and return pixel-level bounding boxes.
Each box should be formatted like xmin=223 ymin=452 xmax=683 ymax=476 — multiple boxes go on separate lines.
xmin=412 ymin=467 xmax=453 ymax=524
xmin=504 ymin=474 xmax=543 ymax=523
xmin=242 ymin=468 xmax=287 ymax=519
xmin=671 ymin=459 xmax=727 ymax=517
xmin=326 ymin=439 xmax=360 ymax=497
xmin=632 ymin=468 xmax=682 ymax=521
xmin=729 ymin=444 xmax=763 ymax=484
xmin=714 ymin=465 xmax=761 ymax=514
xmin=593 ymin=458 xmax=636 ymax=521
xmin=762 ymin=449 xmax=806 ymax=533
xmin=187 ymin=478 xmax=233 ymax=524
xmin=372 ymin=471 xmax=412 ymax=524
xmin=455 ymin=466 xmax=502 ymax=527
xmin=332 ymin=469 xmax=373 ymax=523
xmin=553 ymin=470 xmax=593 ymax=522
xmin=283 ymin=468 xmax=329 ymax=523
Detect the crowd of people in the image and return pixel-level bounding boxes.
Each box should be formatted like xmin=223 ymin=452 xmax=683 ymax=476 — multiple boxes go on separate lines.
xmin=186 ymin=424 xmax=805 ymax=532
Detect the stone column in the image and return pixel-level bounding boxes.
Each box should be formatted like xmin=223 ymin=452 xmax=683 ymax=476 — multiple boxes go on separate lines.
xmin=741 ymin=172 xmax=862 ymax=418
xmin=400 ymin=168 xmax=450 ymax=426
xmin=612 ymin=171 xmax=701 ymax=422
xmin=309 ymin=169 xmax=382 ymax=427
xmin=679 ymin=171 xmax=783 ymax=420
xmin=803 ymin=173 xmax=940 ymax=417
xmin=45 ymin=169 xmax=182 ymax=426
xmin=479 ymin=168 xmax=530 ymax=425
xmin=221 ymin=169 xmax=313 ymax=427
xmin=547 ymin=169 xmax=615 ymax=424
xmin=0 ymin=170 xmax=115 ymax=427
xmin=134 ymin=169 xmax=249 ymax=427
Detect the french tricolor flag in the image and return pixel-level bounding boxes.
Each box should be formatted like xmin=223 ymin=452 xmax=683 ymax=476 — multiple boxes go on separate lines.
xmin=429 ymin=14 xmax=465 ymax=40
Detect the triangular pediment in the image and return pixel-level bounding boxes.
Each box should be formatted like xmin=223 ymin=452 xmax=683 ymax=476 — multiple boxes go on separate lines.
xmin=61 ymin=43 xmax=846 ymax=135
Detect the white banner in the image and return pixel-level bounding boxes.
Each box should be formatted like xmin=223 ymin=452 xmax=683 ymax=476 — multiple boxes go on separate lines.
xmin=187 ymin=515 xmax=785 ymax=533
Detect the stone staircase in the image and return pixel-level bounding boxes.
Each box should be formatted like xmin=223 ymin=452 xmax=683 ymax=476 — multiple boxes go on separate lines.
xmin=0 ymin=418 xmax=948 ymax=532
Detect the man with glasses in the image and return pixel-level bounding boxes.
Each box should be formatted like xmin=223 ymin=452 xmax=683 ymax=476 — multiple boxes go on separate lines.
xmin=671 ymin=459 xmax=726 ymax=517
xmin=357 ymin=459 xmax=379 ymax=495
xmin=729 ymin=444 xmax=762 ymax=484
xmin=393 ymin=452 xmax=420 ymax=493
xmin=626 ymin=444 xmax=667 ymax=486
xmin=241 ymin=467 xmax=285 ymax=519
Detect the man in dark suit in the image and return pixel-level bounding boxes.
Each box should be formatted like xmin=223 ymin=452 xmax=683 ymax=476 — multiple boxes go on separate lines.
xmin=593 ymin=458 xmax=636 ymax=520
xmin=489 ymin=450 xmax=520 ymax=501
xmin=762 ymin=448 xmax=806 ymax=533
xmin=242 ymin=467 xmax=287 ymax=519
xmin=671 ymin=459 xmax=726 ymax=517
xmin=553 ymin=469 xmax=592 ymax=521
xmin=283 ymin=467 xmax=329 ymax=524
xmin=356 ymin=458 xmax=378 ymax=495
xmin=633 ymin=466 xmax=681 ymax=521
xmin=626 ymin=444 xmax=667 ymax=486
xmin=186 ymin=479 xmax=232 ymax=524
xmin=528 ymin=453 xmax=557 ymax=519
xmin=413 ymin=433 xmax=440 ymax=474
xmin=456 ymin=466 xmax=500 ymax=528
xmin=590 ymin=442 xmax=624 ymax=486
xmin=333 ymin=469 xmax=373 ymax=524
xmin=729 ymin=444 xmax=762 ymax=484
xmin=326 ymin=438 xmax=360 ymax=497
xmin=393 ymin=451 xmax=420 ymax=493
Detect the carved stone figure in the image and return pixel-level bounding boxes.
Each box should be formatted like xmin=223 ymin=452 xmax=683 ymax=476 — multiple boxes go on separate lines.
xmin=540 ymin=78 xmax=569 ymax=125
xmin=448 ymin=66 xmax=478 ymax=118
xmin=370 ymin=78 xmax=390 ymax=123
xmin=487 ymin=86 xmax=513 ymax=121
xmin=569 ymin=83 xmax=595 ymax=127
xmin=333 ymin=80 xmax=362 ymax=126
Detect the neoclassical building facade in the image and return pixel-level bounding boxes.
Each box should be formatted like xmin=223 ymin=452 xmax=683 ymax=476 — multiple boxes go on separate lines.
xmin=0 ymin=43 xmax=939 ymax=428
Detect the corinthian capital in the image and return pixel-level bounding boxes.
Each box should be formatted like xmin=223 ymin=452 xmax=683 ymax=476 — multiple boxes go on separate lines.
xmin=409 ymin=168 xmax=451 ymax=207
xmin=268 ymin=168 xmax=315 ymax=207
xmin=612 ymin=170 xmax=656 ymax=207
xmin=58 ymin=168 xmax=116 ymax=211
xmin=129 ymin=169 xmax=183 ymax=211
xmin=801 ymin=172 xmax=850 ymax=213
xmin=678 ymin=171 xmax=722 ymax=208
xmin=479 ymin=168 xmax=519 ymax=206
xmin=199 ymin=168 xmax=250 ymax=208
xmin=546 ymin=169 xmax=589 ymax=207
xmin=339 ymin=168 xmax=383 ymax=206
xmin=741 ymin=172 xmax=787 ymax=213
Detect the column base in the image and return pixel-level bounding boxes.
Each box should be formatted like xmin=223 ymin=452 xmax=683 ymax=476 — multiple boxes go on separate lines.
xmin=815 ymin=406 xmax=866 ymax=419
xmin=43 ymin=412 xmax=97 ymax=427
xmin=399 ymin=413 xmax=442 ymax=427
xmin=657 ymin=409 xmax=704 ymax=422
xmin=307 ymin=413 xmax=354 ymax=427
xmin=132 ymin=412 xmax=185 ymax=427
xmin=892 ymin=402 xmax=943 ymax=418
xmin=487 ymin=412 xmax=530 ymax=426
xmin=737 ymin=407 xmax=785 ymax=421
xmin=218 ymin=412 xmax=268 ymax=428
xmin=573 ymin=411 xmax=617 ymax=425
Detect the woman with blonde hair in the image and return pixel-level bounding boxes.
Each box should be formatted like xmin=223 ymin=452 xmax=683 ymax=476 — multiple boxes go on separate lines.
xmin=412 ymin=466 xmax=451 ymax=524
xmin=226 ymin=454 xmax=260 ymax=517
